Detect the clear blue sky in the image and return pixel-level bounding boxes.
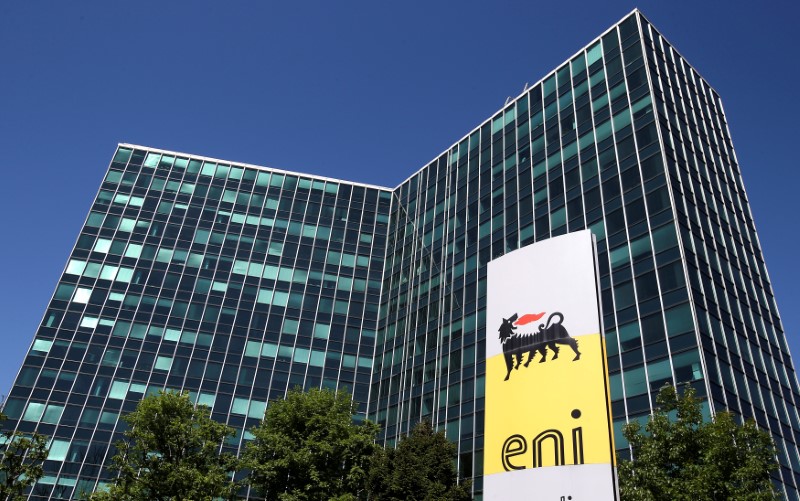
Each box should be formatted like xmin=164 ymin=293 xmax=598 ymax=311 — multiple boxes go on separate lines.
xmin=1 ymin=1 xmax=798 ymax=398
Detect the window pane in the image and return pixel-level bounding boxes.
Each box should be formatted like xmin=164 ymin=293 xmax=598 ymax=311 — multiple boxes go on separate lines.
xmin=23 ymin=402 xmax=45 ymax=421
xmin=155 ymin=356 xmax=172 ymax=371
xmin=73 ymin=288 xmax=92 ymax=304
xmin=109 ymin=380 xmax=130 ymax=399
xmin=48 ymin=440 xmax=71 ymax=461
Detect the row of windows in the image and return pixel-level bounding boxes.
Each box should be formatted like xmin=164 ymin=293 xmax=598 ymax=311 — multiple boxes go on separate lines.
xmin=117 ymin=147 xmax=391 ymax=201
xmin=110 ymin=149 xmax=391 ymax=218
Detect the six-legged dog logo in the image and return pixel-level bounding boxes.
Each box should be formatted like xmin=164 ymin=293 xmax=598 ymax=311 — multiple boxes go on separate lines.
xmin=498 ymin=312 xmax=581 ymax=381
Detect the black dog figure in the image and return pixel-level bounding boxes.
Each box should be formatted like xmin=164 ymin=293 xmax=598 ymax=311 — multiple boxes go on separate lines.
xmin=498 ymin=312 xmax=581 ymax=381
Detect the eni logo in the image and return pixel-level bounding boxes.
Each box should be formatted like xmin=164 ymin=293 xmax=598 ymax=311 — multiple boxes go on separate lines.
xmin=498 ymin=312 xmax=581 ymax=381
xmin=501 ymin=409 xmax=585 ymax=471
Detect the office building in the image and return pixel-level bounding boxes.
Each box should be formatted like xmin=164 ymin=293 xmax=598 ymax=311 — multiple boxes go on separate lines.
xmin=3 ymin=9 xmax=799 ymax=499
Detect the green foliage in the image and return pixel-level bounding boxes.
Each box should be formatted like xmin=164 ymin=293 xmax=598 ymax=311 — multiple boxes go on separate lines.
xmin=367 ymin=421 xmax=471 ymax=501
xmin=618 ymin=384 xmax=779 ymax=501
xmin=90 ymin=391 xmax=239 ymax=501
xmin=0 ymin=412 xmax=49 ymax=501
xmin=243 ymin=387 xmax=379 ymax=500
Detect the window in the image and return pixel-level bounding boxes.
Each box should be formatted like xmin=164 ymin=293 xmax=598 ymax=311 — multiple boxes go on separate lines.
xmin=314 ymin=323 xmax=330 ymax=340
xmin=93 ymin=239 xmax=112 ymax=254
xmin=65 ymin=259 xmax=87 ymax=275
xmin=155 ymin=356 xmax=173 ymax=371
xmin=197 ymin=393 xmax=216 ymax=408
xmin=22 ymin=402 xmax=45 ymax=422
xmin=124 ymin=243 xmax=143 ymax=259
xmin=42 ymin=404 xmax=64 ymax=424
xmin=73 ymin=288 xmax=92 ymax=304
xmin=99 ymin=265 xmax=118 ymax=281
xmin=47 ymin=440 xmax=71 ymax=461
xmin=109 ymin=380 xmax=130 ymax=400
xmin=31 ymin=339 xmax=53 ymax=355
xmin=80 ymin=317 xmax=99 ymax=329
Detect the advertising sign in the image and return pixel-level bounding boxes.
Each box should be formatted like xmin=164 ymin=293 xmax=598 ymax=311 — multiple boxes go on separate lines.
xmin=484 ymin=230 xmax=617 ymax=500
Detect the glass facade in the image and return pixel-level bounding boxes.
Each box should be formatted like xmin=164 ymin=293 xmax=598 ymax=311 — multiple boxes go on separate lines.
xmin=3 ymin=10 xmax=799 ymax=500
xmin=2 ymin=149 xmax=392 ymax=499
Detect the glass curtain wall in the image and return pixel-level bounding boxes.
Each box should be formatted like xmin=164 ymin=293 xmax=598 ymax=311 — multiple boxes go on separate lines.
xmin=3 ymin=147 xmax=391 ymax=499
xmin=370 ymin=10 xmax=800 ymax=498
xmin=639 ymin=14 xmax=800 ymax=493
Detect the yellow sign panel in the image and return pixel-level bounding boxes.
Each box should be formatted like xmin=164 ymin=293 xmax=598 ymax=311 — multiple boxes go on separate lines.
xmin=484 ymin=332 xmax=612 ymax=474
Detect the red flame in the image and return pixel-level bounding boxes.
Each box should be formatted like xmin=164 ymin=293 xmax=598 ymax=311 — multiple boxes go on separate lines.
xmin=515 ymin=312 xmax=545 ymax=326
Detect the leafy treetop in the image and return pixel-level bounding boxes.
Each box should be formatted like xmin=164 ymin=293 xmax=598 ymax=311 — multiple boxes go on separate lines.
xmin=367 ymin=420 xmax=471 ymax=501
xmin=89 ymin=391 xmax=239 ymax=501
xmin=618 ymin=384 xmax=779 ymax=501
xmin=0 ymin=412 xmax=49 ymax=501
xmin=244 ymin=387 xmax=379 ymax=501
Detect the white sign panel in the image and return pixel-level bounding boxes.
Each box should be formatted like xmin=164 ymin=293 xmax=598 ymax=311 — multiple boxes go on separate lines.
xmin=484 ymin=230 xmax=618 ymax=500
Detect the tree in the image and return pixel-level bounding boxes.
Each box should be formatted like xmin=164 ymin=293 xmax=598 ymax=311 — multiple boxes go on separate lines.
xmin=618 ymin=384 xmax=779 ymax=501
xmin=0 ymin=412 xmax=49 ymax=500
xmin=243 ymin=387 xmax=379 ymax=500
xmin=90 ymin=391 xmax=239 ymax=501
xmin=367 ymin=421 xmax=471 ymax=501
